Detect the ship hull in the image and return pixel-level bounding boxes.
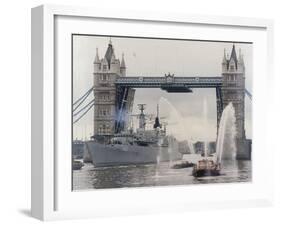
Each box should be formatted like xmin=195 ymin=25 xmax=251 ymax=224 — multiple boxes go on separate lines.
xmin=84 ymin=141 xmax=182 ymax=167
xmin=192 ymin=169 xmax=220 ymax=177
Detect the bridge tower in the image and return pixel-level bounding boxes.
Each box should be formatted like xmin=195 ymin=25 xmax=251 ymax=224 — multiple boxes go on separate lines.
xmin=221 ymin=45 xmax=249 ymax=160
xmin=93 ymin=40 xmax=119 ymax=142
xmin=93 ymin=40 xmax=134 ymax=142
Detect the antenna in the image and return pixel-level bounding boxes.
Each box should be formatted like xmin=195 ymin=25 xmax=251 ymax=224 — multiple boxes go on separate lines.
xmin=157 ymin=104 xmax=159 ymax=117
xmin=137 ymin=104 xmax=146 ymax=130
xmin=153 ymin=104 xmax=161 ymax=129
xmin=137 ymin=104 xmax=146 ymax=113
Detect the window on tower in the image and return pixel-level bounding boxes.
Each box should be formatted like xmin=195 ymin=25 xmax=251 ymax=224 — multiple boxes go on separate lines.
xmin=99 ymin=125 xmax=102 ymax=134
xmin=98 ymin=124 xmax=106 ymax=134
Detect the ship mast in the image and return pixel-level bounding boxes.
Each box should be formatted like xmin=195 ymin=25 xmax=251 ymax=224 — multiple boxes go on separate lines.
xmin=138 ymin=104 xmax=146 ymax=130
xmin=153 ymin=104 xmax=161 ymax=129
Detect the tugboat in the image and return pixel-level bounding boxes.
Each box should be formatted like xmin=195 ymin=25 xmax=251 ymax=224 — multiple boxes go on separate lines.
xmin=192 ymin=159 xmax=221 ymax=177
xmin=171 ymin=160 xmax=194 ymax=169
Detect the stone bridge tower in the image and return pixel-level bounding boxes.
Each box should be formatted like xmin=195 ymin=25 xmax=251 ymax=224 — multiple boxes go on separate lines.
xmin=221 ymin=45 xmax=249 ymax=160
xmin=93 ymin=40 xmax=122 ymax=142
xmin=93 ymin=40 xmax=135 ymax=142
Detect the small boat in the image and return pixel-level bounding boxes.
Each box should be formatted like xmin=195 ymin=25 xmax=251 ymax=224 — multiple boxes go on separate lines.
xmin=171 ymin=161 xmax=194 ymax=169
xmin=73 ymin=160 xmax=84 ymax=170
xmin=192 ymin=159 xmax=221 ymax=177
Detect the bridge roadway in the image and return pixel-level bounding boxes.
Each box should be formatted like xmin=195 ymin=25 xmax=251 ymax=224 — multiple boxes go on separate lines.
xmin=115 ymin=76 xmax=223 ymax=89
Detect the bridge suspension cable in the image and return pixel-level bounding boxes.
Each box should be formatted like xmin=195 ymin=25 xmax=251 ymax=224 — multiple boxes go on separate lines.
xmin=73 ymin=99 xmax=95 ymax=117
xmin=245 ymin=89 xmax=252 ymax=101
xmin=72 ymin=85 xmax=252 ymax=125
xmin=73 ymin=99 xmax=95 ymax=124
xmin=73 ymin=86 xmax=93 ymax=112
xmin=73 ymin=86 xmax=95 ymax=124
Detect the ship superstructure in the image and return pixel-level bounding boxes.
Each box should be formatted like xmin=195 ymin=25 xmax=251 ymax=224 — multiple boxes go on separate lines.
xmin=84 ymin=103 xmax=182 ymax=167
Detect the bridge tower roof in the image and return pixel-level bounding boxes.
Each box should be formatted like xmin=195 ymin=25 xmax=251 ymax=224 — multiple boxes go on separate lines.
xmin=94 ymin=48 xmax=100 ymax=63
xmin=121 ymin=53 xmax=126 ymax=68
xmin=228 ymin=44 xmax=238 ymax=69
xmin=104 ymin=39 xmax=114 ymax=68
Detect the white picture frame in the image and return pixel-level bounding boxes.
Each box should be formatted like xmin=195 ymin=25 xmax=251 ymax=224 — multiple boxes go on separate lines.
xmin=31 ymin=4 xmax=274 ymax=221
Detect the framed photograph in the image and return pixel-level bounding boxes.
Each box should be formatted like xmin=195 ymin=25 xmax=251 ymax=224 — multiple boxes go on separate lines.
xmin=31 ymin=4 xmax=274 ymax=220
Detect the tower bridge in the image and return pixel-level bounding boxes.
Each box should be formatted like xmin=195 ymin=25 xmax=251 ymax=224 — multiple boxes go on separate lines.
xmin=73 ymin=40 xmax=251 ymax=160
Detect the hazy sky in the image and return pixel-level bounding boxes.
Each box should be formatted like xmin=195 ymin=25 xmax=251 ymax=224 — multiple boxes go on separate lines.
xmin=72 ymin=35 xmax=252 ymax=142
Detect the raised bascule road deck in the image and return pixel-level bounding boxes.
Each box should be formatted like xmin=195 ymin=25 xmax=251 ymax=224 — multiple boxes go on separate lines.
xmin=114 ymin=74 xmax=224 ymax=131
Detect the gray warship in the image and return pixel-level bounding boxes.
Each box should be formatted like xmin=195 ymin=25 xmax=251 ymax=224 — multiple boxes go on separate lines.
xmin=84 ymin=104 xmax=183 ymax=167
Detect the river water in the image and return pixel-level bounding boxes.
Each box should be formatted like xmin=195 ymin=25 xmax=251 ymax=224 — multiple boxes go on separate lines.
xmin=73 ymin=157 xmax=251 ymax=190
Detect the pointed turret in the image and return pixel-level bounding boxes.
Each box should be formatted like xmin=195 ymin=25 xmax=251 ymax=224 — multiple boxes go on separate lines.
xmin=120 ymin=53 xmax=126 ymax=76
xmin=101 ymin=58 xmax=108 ymax=70
xmin=110 ymin=50 xmax=116 ymax=63
xmin=238 ymin=48 xmax=244 ymax=64
xmin=228 ymin=56 xmax=236 ymax=71
xmin=110 ymin=48 xmax=120 ymax=73
xmin=94 ymin=48 xmax=100 ymax=63
xmin=94 ymin=48 xmax=101 ymax=72
xmin=237 ymin=48 xmax=245 ymax=73
xmin=120 ymin=53 xmax=126 ymax=68
xmin=222 ymin=48 xmax=228 ymax=73
xmin=229 ymin=44 xmax=238 ymax=69
xmin=104 ymin=39 xmax=114 ymax=68
xmin=222 ymin=49 xmax=227 ymax=63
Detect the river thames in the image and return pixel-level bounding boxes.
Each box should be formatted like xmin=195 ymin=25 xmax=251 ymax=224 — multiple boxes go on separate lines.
xmin=73 ymin=157 xmax=251 ymax=190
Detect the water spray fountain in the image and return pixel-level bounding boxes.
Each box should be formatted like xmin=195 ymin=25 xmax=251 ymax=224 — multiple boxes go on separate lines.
xmin=216 ymin=102 xmax=237 ymax=164
xmin=203 ymin=98 xmax=209 ymax=158
xmin=192 ymin=102 xmax=237 ymax=177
